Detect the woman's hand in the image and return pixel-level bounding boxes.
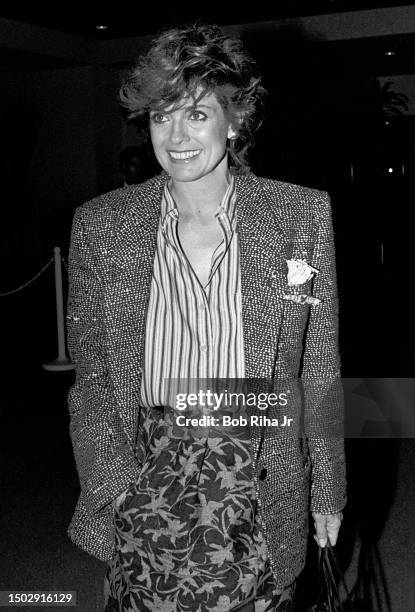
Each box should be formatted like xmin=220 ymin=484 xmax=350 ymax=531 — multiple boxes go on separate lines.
xmin=312 ymin=511 xmax=343 ymax=547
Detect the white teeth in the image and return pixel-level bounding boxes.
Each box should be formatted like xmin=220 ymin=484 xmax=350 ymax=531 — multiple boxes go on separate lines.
xmin=169 ymin=150 xmax=201 ymax=160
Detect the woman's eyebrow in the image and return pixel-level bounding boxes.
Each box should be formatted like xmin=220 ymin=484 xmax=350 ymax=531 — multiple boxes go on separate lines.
xmin=184 ymin=103 xmax=213 ymax=110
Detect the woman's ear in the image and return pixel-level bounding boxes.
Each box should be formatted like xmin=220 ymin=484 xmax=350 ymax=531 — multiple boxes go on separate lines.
xmin=227 ymin=111 xmax=247 ymax=139
xmin=227 ymin=124 xmax=237 ymax=140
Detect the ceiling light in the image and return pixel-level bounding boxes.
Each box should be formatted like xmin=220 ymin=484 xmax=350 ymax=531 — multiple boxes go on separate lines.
xmin=385 ymin=51 xmax=396 ymax=56
xmin=96 ymin=25 xmax=108 ymax=30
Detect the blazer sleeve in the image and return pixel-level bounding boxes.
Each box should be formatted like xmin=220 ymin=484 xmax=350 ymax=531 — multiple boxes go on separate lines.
xmin=301 ymin=191 xmax=347 ymax=514
xmin=66 ymin=205 xmax=142 ymax=516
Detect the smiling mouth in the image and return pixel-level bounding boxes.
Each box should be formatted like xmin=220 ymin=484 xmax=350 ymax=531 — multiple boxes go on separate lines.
xmin=168 ymin=150 xmax=201 ymax=160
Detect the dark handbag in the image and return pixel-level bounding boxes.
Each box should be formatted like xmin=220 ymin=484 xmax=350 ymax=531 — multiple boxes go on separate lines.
xmin=307 ymin=543 xmax=354 ymax=612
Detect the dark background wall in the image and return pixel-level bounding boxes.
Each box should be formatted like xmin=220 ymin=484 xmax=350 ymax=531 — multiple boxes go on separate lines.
xmin=0 ymin=65 xmax=124 ymax=285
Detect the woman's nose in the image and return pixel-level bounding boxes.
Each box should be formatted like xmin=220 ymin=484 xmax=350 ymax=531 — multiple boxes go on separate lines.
xmin=170 ymin=117 xmax=189 ymax=144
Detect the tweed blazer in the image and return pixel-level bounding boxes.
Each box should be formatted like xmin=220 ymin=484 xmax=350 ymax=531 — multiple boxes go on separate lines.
xmin=66 ymin=171 xmax=347 ymax=590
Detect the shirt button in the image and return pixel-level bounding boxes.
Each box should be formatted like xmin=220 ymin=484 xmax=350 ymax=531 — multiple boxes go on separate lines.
xmin=199 ymin=302 xmax=206 ymax=310
xmin=200 ymin=345 xmax=207 ymax=352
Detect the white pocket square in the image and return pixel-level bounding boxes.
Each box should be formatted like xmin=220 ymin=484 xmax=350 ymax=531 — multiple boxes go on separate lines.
xmin=286 ymin=259 xmax=319 ymax=286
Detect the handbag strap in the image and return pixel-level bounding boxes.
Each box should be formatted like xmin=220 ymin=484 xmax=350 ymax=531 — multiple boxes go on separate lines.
xmin=319 ymin=546 xmax=341 ymax=611
xmin=323 ymin=542 xmax=352 ymax=602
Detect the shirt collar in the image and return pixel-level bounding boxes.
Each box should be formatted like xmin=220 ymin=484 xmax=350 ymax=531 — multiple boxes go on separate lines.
xmin=216 ymin=175 xmax=236 ymax=225
xmin=161 ymin=183 xmax=178 ymax=221
xmin=161 ymin=175 xmax=236 ymax=224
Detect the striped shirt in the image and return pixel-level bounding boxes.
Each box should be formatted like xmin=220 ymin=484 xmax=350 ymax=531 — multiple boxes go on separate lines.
xmin=140 ymin=176 xmax=245 ymax=409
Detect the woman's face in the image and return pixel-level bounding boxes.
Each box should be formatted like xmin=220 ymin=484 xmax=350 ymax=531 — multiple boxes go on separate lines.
xmin=149 ymin=90 xmax=235 ymax=183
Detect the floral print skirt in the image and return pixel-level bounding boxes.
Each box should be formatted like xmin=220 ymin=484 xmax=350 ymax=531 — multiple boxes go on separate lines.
xmin=104 ymin=412 xmax=295 ymax=611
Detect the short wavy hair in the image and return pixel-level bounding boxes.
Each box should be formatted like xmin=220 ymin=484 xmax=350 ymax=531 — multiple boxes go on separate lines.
xmin=119 ymin=23 xmax=266 ymax=173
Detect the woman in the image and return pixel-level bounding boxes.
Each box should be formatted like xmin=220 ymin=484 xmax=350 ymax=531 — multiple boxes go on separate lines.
xmin=67 ymin=22 xmax=346 ymax=611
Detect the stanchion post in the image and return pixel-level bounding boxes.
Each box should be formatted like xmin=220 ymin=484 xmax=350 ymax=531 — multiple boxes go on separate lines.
xmin=43 ymin=246 xmax=74 ymax=371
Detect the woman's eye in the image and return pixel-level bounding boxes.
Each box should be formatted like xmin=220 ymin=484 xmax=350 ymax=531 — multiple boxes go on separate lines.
xmin=188 ymin=110 xmax=207 ymax=121
xmin=150 ymin=113 xmax=168 ymax=124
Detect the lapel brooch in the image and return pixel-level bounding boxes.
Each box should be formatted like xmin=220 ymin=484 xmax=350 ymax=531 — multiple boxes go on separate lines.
xmin=284 ymin=259 xmax=321 ymax=305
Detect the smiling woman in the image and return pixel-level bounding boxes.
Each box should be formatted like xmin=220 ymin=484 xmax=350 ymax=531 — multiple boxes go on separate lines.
xmin=66 ymin=20 xmax=346 ymax=612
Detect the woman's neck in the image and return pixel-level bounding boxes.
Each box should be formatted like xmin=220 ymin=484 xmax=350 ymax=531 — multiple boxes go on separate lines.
xmin=169 ymin=168 xmax=232 ymax=218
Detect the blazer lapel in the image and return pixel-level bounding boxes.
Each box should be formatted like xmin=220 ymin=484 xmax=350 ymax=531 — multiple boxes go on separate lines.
xmin=235 ymin=174 xmax=292 ymax=464
xmin=104 ymin=175 xmax=167 ymax=444
xmin=236 ymin=173 xmax=290 ymax=380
